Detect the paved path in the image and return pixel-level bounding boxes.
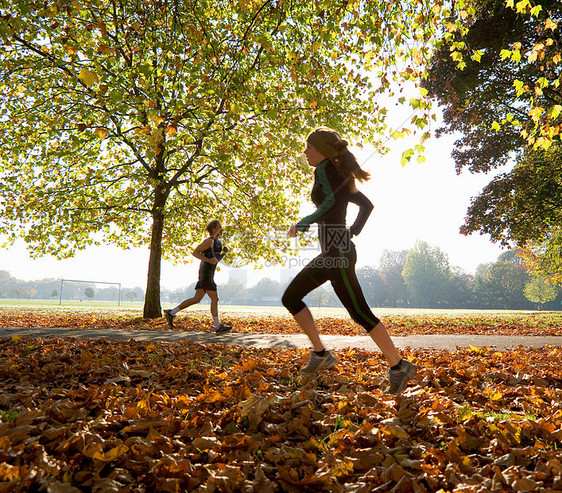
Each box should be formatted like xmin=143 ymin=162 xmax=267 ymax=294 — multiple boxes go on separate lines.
xmin=1 ymin=326 xmax=562 ymax=351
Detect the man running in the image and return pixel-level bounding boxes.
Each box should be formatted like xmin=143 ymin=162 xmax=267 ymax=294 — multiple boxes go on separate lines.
xmin=164 ymin=220 xmax=232 ymax=334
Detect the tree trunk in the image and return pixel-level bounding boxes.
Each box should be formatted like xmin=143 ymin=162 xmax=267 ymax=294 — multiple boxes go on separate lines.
xmin=143 ymin=190 xmax=167 ymax=318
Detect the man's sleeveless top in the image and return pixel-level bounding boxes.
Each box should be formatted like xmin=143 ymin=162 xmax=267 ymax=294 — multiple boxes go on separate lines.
xmin=198 ymin=238 xmax=222 ymax=282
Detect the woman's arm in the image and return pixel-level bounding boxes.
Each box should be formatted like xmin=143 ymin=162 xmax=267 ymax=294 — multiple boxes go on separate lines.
xmin=349 ymin=191 xmax=374 ymax=237
xmin=295 ymin=160 xmax=336 ymax=232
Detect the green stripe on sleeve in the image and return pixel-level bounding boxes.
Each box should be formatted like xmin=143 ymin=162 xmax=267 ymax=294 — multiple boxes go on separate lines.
xmin=296 ymin=160 xmax=336 ymax=231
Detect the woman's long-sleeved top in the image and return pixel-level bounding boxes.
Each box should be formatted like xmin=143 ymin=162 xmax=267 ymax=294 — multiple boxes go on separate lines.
xmin=296 ymin=159 xmax=373 ymax=252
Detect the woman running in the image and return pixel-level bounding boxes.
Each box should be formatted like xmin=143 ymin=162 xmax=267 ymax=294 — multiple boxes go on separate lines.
xmin=164 ymin=220 xmax=232 ymax=334
xmin=282 ymin=127 xmax=416 ymax=394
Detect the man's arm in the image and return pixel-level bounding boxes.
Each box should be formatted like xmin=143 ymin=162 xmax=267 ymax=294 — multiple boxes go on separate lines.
xmin=192 ymin=238 xmax=217 ymax=264
xmin=215 ymin=245 xmax=228 ymax=262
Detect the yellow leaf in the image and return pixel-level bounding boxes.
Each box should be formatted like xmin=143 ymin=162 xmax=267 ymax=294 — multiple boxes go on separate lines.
xmin=451 ymin=51 xmax=463 ymax=62
xmin=516 ymin=0 xmax=530 ymax=14
xmin=95 ymin=128 xmax=108 ymax=139
xmin=198 ymin=389 xmax=225 ymax=403
xmin=490 ymin=391 xmax=503 ymax=401
xmin=136 ymin=399 xmax=149 ymax=410
xmin=92 ymin=445 xmax=129 ymax=462
xmin=536 ymin=137 xmax=552 ymax=150
xmin=0 ymin=463 xmax=20 ymax=481
xmin=11 ymin=335 xmax=22 ymax=341
xmin=530 ymin=4 xmax=542 ymax=16
xmin=529 ymin=106 xmax=545 ymax=122
xmin=513 ymin=79 xmax=526 ymax=96
xmin=78 ymin=68 xmax=99 ymax=87
xmin=549 ymin=105 xmax=562 ymax=120
xmin=382 ymin=424 xmax=409 ymax=439
xmin=238 ymin=394 xmax=275 ymax=431
xmin=533 ymin=42 xmax=545 ymax=52
xmin=545 ymin=18 xmax=558 ymax=31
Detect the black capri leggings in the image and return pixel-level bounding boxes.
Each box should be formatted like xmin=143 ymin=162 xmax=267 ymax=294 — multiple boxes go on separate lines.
xmin=282 ymin=244 xmax=380 ymax=333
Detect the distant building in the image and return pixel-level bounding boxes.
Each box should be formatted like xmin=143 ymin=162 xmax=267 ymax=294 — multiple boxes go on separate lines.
xmin=280 ymin=268 xmax=300 ymax=287
xmin=228 ymin=268 xmax=247 ymax=286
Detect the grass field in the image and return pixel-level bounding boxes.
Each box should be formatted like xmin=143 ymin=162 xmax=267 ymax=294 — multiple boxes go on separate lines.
xmin=0 ymin=299 xmax=544 ymax=316
xmin=0 ymin=298 xmax=139 ymax=308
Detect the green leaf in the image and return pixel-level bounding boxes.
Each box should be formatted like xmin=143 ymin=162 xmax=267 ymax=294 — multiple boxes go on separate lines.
xmin=530 ymin=5 xmax=542 ymax=17
xmin=78 ymin=68 xmax=99 ymax=87
xmin=471 ymin=51 xmax=482 ymax=63
xmin=513 ymin=79 xmax=526 ymax=96
xmin=401 ymin=149 xmax=414 ymax=166
xmin=549 ymin=105 xmax=562 ymax=120
xmin=516 ymin=0 xmax=530 ymax=13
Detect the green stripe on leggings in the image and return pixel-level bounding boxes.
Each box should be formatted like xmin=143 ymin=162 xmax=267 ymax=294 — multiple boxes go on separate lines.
xmin=339 ymin=249 xmax=377 ymax=328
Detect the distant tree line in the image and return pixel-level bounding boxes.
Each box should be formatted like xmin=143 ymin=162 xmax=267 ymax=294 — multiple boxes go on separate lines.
xmin=162 ymin=242 xmax=562 ymax=311
xmin=357 ymin=242 xmax=561 ymax=311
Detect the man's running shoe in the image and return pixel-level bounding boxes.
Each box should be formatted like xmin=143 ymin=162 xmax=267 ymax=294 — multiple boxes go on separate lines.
xmin=299 ymin=350 xmax=338 ymax=377
xmin=215 ymin=323 xmax=232 ymax=334
xmin=163 ymin=309 xmax=175 ymax=328
xmin=388 ymin=359 xmax=417 ymax=395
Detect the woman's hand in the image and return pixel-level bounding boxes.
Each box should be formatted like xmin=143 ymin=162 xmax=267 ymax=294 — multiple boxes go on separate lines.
xmin=288 ymin=225 xmax=298 ymax=238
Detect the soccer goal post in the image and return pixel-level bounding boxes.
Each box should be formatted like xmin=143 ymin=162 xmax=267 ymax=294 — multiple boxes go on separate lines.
xmin=59 ymin=279 xmax=122 ymax=306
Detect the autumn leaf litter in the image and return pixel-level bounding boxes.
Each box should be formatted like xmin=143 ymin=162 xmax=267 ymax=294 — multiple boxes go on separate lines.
xmin=2 ymin=307 xmax=562 ymax=336
xmin=0 ymin=309 xmax=561 ymax=491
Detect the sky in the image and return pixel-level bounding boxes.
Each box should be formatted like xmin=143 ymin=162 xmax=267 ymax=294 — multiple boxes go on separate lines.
xmin=0 ymin=128 xmax=509 ymax=292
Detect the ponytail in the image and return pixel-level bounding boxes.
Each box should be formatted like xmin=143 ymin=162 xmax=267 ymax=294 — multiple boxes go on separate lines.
xmin=332 ymin=139 xmax=370 ymax=185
